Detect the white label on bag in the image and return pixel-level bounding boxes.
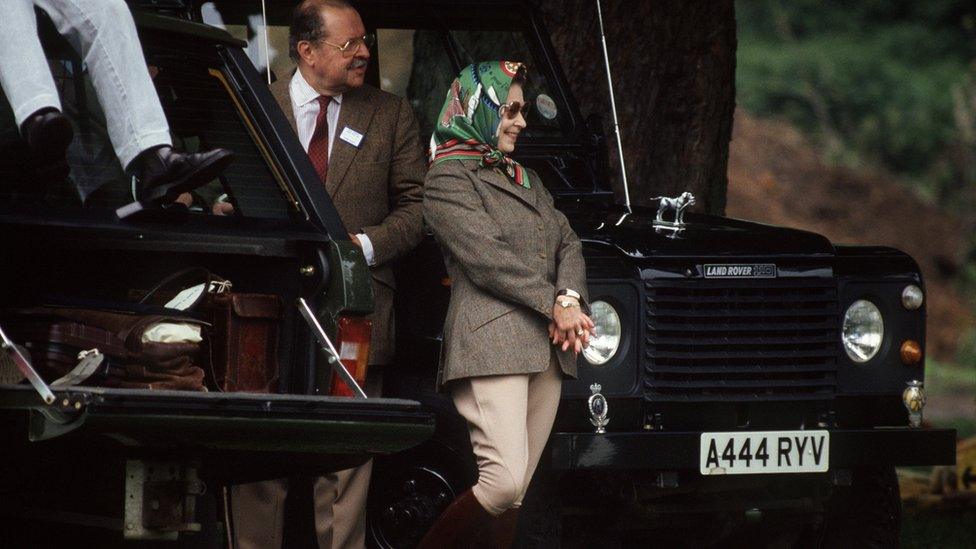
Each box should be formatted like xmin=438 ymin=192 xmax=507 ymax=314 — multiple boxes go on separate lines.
xmin=165 ymin=284 xmax=206 ymax=310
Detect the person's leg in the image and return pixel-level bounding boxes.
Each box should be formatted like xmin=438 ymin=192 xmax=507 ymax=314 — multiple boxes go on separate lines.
xmin=457 ymin=374 xmax=530 ymax=516
xmin=314 ymin=370 xmax=382 ymax=549
xmin=34 ymin=0 xmax=169 ymax=168
xmin=418 ymin=374 xmax=530 ymax=548
xmin=230 ymin=478 xmax=288 ymax=549
xmin=314 ymin=461 xmax=372 ymax=549
xmin=516 ymin=355 xmax=563 ymax=507
xmin=0 ymin=0 xmax=74 ymax=181
xmin=36 ymin=0 xmax=233 ymax=216
xmin=478 ymin=358 xmax=562 ymax=549
xmin=0 ymin=0 xmax=62 ymax=128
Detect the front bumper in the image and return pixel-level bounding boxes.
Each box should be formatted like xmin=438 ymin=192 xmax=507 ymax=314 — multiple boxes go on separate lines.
xmin=550 ymin=428 xmax=956 ymax=471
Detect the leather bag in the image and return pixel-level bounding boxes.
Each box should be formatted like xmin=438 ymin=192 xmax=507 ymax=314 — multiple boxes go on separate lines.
xmin=5 ymin=307 xmax=206 ymax=391
xmin=207 ymin=293 xmax=282 ymax=393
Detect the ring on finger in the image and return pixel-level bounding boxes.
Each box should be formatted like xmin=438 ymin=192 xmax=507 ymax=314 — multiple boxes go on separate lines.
xmin=576 ymin=328 xmax=584 ymax=336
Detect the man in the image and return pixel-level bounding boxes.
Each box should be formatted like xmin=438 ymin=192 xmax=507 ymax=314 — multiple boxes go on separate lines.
xmin=231 ymin=1 xmax=426 ymax=547
xmin=0 ymin=0 xmax=233 ymax=216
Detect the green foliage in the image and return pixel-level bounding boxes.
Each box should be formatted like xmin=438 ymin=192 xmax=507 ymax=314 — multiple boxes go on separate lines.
xmin=736 ymin=0 xmax=976 ymax=208
xmin=902 ymin=507 xmax=976 ymax=548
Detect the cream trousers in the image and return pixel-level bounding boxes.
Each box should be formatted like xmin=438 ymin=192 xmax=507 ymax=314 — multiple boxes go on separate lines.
xmin=451 ymin=355 xmax=562 ymax=516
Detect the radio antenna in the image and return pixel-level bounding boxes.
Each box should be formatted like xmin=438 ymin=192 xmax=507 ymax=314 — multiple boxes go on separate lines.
xmin=261 ymin=0 xmax=272 ymax=84
xmin=595 ymin=0 xmax=631 ymax=211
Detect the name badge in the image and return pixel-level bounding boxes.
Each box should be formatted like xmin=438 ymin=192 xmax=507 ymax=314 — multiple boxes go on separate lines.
xmin=340 ymin=127 xmax=364 ymax=147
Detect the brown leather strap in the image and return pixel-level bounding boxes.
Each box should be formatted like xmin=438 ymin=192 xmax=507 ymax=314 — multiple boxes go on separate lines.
xmin=15 ymin=321 xmax=129 ymax=358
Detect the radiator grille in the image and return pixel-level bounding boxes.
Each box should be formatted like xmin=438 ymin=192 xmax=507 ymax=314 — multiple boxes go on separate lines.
xmin=644 ymin=278 xmax=839 ymax=402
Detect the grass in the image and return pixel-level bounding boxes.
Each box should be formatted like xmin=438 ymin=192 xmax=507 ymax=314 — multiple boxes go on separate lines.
xmin=926 ymin=359 xmax=976 ymax=392
xmin=924 ymin=358 xmax=975 ymax=438
xmin=902 ymin=507 xmax=976 ymax=548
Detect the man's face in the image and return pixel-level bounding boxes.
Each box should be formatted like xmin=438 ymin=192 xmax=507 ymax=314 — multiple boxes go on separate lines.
xmin=301 ymin=7 xmax=370 ymax=95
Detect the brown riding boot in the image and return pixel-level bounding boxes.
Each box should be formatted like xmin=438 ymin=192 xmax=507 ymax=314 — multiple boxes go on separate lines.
xmin=417 ymin=488 xmax=492 ymax=549
xmin=483 ymin=508 xmax=520 ymax=549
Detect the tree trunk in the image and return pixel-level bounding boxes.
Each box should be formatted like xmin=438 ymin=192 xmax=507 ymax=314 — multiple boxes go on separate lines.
xmin=534 ymin=0 xmax=736 ymax=214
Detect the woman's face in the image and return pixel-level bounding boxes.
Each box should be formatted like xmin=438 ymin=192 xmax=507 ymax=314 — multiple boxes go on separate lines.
xmin=496 ymin=82 xmax=527 ymax=154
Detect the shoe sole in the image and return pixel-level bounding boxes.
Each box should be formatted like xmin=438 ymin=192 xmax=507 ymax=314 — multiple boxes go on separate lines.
xmin=116 ymin=150 xmax=235 ymax=219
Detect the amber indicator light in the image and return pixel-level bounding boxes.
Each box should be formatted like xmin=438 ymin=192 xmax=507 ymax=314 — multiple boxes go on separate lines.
xmin=900 ymin=340 xmax=922 ymax=366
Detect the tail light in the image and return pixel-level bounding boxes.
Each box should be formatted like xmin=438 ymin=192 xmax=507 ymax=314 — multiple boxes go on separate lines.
xmin=330 ymin=315 xmax=372 ymax=397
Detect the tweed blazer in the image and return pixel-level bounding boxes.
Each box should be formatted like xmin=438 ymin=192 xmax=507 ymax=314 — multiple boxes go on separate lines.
xmin=271 ymin=77 xmax=426 ymax=364
xmin=423 ymin=159 xmax=588 ymax=386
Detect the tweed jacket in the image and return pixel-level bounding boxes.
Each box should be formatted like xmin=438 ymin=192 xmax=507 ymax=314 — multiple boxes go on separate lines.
xmin=271 ymin=77 xmax=426 ymax=364
xmin=423 ymin=159 xmax=588 ymax=386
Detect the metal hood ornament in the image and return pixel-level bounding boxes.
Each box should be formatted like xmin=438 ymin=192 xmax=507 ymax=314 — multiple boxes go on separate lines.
xmin=588 ymin=383 xmax=610 ymax=434
xmin=652 ymin=192 xmax=696 ymax=236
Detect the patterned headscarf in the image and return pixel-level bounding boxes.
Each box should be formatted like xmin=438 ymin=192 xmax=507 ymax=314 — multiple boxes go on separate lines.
xmin=429 ymin=61 xmax=530 ymax=188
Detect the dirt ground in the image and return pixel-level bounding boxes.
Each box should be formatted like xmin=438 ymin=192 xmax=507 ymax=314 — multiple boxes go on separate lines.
xmin=725 ymin=110 xmax=974 ymax=362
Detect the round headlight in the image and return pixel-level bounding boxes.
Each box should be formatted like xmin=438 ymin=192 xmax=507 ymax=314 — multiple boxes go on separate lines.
xmin=842 ymin=300 xmax=884 ymax=363
xmin=582 ymin=300 xmax=621 ymax=366
xmin=902 ymin=285 xmax=924 ymax=310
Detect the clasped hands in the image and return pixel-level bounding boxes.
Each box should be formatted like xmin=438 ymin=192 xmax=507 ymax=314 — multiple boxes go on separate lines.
xmin=548 ymin=297 xmax=596 ymax=356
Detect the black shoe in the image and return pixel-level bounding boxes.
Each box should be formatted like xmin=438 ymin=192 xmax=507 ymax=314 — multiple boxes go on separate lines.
xmin=22 ymin=108 xmax=73 ymax=182
xmin=116 ymin=146 xmax=234 ymax=219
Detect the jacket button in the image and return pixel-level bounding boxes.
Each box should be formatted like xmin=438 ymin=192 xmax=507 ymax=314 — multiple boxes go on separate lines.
xmin=537 ymin=224 xmax=544 ymax=231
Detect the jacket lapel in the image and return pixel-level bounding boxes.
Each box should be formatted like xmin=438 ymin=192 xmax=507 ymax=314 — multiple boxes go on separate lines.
xmin=270 ymin=76 xmax=298 ymax=135
xmin=326 ymin=87 xmax=377 ymax=197
xmin=480 ymin=166 xmax=538 ymax=212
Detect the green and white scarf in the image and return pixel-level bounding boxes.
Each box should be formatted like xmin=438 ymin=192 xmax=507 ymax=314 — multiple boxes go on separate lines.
xmin=429 ymin=61 xmax=530 ymax=188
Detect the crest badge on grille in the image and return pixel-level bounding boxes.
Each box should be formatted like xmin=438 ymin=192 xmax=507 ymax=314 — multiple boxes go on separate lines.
xmin=703 ymin=264 xmax=778 ymax=279
xmin=588 ymin=383 xmax=610 ymax=434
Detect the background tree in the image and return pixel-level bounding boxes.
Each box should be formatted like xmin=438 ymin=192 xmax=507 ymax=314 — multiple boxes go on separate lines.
xmin=534 ymin=0 xmax=737 ymax=214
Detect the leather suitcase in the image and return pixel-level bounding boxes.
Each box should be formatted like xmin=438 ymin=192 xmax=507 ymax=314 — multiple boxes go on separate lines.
xmin=208 ymin=293 xmax=282 ymax=393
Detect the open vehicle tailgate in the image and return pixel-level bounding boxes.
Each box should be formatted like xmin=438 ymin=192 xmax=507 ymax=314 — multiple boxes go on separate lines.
xmin=0 ymin=385 xmax=435 ymax=482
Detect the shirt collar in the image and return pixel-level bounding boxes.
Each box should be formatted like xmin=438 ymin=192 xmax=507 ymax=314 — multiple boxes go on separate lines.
xmin=290 ymin=69 xmax=343 ymax=107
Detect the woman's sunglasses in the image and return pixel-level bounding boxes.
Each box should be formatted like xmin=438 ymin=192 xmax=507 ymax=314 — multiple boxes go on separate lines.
xmin=500 ymin=100 xmax=532 ymax=120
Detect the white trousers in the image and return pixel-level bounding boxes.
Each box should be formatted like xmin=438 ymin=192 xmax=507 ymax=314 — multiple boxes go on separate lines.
xmin=0 ymin=0 xmax=171 ymax=168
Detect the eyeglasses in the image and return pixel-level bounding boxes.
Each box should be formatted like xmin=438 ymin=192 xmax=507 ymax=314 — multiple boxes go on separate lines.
xmin=321 ymin=33 xmax=376 ymax=57
xmin=500 ymin=100 xmax=531 ymax=119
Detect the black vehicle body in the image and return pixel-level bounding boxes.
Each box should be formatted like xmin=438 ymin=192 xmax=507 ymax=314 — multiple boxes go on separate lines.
xmin=0 ymin=5 xmax=433 ymax=546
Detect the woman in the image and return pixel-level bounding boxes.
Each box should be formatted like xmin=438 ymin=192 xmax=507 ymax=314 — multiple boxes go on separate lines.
xmin=420 ymin=61 xmax=594 ymax=547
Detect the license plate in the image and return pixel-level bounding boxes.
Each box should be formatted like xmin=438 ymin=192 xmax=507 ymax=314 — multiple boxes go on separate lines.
xmin=700 ymin=430 xmax=829 ymax=475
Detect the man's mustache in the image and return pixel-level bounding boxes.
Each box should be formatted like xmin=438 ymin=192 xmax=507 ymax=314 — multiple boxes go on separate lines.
xmin=350 ymin=58 xmax=368 ymax=70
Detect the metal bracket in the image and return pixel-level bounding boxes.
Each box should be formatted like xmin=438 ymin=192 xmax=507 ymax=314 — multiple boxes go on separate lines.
xmin=296 ymin=298 xmax=367 ymax=399
xmin=124 ymin=460 xmax=204 ymax=540
xmin=0 ymin=324 xmax=55 ymax=404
